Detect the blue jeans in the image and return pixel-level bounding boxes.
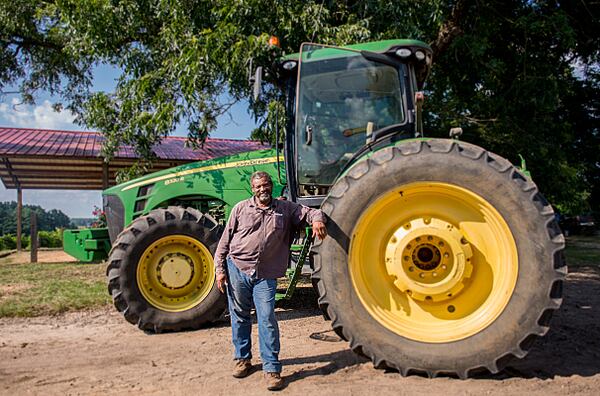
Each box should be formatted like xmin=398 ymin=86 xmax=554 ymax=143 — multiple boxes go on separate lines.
xmin=226 ymin=256 xmax=281 ymax=373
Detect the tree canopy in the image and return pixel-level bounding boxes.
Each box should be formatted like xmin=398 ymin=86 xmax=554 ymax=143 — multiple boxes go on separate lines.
xmin=1 ymin=0 xmax=598 ymax=214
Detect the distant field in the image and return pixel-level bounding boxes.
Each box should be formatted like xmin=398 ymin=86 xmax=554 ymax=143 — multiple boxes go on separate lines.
xmin=0 ymin=234 xmax=598 ymax=318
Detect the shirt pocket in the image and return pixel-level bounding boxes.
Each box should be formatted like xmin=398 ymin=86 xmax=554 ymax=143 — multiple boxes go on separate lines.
xmin=273 ymin=212 xmax=284 ymax=229
xmin=237 ymin=212 xmax=259 ymax=232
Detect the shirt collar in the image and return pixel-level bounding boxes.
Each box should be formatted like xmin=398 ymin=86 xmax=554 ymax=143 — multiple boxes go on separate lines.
xmin=249 ymin=196 xmax=276 ymax=210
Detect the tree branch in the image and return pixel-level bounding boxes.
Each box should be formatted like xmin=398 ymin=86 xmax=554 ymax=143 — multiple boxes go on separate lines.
xmin=431 ymin=0 xmax=471 ymax=57
xmin=4 ymin=34 xmax=63 ymax=51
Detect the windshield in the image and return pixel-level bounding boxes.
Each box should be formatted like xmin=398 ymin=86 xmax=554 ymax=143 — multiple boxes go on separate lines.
xmin=295 ymin=43 xmax=405 ymax=190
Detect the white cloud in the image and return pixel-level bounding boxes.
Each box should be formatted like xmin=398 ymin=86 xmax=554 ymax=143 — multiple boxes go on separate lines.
xmin=0 ymin=98 xmax=96 ymax=218
xmin=0 ymin=98 xmax=80 ymax=130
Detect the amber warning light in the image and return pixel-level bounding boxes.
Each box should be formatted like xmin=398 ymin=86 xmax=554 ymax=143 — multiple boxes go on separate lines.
xmin=269 ymin=36 xmax=281 ymax=48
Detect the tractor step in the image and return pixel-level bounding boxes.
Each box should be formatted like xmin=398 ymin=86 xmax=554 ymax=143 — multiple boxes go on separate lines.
xmin=275 ymin=234 xmax=313 ymax=301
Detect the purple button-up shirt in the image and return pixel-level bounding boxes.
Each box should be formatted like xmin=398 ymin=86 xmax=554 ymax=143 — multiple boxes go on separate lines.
xmin=214 ymin=197 xmax=325 ymax=279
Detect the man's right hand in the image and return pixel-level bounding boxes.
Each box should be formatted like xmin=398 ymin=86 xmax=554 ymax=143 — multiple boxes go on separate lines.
xmin=216 ymin=273 xmax=227 ymax=293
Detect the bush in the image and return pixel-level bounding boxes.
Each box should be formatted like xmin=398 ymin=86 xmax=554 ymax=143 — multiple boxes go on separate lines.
xmin=38 ymin=230 xmax=63 ymax=248
xmin=1 ymin=234 xmax=16 ymax=250
xmin=0 ymin=231 xmax=64 ymax=250
xmin=0 ymin=234 xmax=30 ymax=250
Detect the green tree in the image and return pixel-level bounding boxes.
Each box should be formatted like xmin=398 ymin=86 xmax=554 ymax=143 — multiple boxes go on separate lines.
xmin=0 ymin=201 xmax=72 ymax=236
xmin=1 ymin=0 xmax=598 ymax=214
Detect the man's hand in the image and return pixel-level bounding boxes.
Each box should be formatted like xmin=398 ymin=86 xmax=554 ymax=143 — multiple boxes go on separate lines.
xmin=216 ymin=273 xmax=227 ymax=293
xmin=312 ymin=221 xmax=327 ymax=240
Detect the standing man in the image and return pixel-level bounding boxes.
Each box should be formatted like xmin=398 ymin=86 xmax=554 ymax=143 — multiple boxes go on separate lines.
xmin=214 ymin=171 xmax=327 ymax=391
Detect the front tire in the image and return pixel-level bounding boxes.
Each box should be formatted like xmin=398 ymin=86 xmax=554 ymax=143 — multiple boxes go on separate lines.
xmin=107 ymin=207 xmax=226 ymax=332
xmin=312 ymin=139 xmax=566 ymax=377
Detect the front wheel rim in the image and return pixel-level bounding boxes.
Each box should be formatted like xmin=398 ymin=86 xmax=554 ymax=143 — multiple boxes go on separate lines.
xmin=137 ymin=235 xmax=215 ymax=312
xmin=349 ymin=182 xmax=518 ymax=343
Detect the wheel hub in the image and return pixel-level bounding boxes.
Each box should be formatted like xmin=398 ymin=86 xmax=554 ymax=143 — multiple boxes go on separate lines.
xmin=137 ymin=235 xmax=215 ymax=312
xmin=385 ymin=217 xmax=473 ymax=302
xmin=349 ymin=181 xmax=518 ymax=343
xmin=413 ymin=243 xmax=441 ymax=271
xmin=157 ymin=253 xmax=195 ymax=289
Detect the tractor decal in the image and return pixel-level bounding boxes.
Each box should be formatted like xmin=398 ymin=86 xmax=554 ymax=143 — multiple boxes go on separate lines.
xmin=122 ymin=156 xmax=279 ymax=191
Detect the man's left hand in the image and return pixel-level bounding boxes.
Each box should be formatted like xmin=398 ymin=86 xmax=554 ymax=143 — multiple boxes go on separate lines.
xmin=312 ymin=221 xmax=327 ymax=240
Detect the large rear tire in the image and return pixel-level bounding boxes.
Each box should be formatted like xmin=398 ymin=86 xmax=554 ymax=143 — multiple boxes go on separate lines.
xmin=312 ymin=139 xmax=566 ymax=377
xmin=107 ymin=206 xmax=226 ymax=332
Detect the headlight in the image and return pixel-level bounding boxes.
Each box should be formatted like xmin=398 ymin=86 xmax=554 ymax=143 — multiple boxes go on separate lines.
xmin=282 ymin=60 xmax=297 ymax=70
xmin=395 ymin=48 xmax=412 ymax=58
xmin=415 ymin=50 xmax=426 ymax=61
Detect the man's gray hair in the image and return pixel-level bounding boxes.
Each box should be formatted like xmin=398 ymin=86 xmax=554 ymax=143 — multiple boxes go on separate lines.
xmin=250 ymin=171 xmax=273 ymax=185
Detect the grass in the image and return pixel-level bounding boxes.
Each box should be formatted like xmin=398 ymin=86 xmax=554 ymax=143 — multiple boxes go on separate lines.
xmin=0 ymin=260 xmax=110 ymax=318
xmin=0 ymin=233 xmax=597 ymax=319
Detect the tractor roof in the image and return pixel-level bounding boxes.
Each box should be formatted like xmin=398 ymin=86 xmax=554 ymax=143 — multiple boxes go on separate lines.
xmin=281 ymin=39 xmax=432 ymax=87
xmin=282 ymin=39 xmax=431 ymax=61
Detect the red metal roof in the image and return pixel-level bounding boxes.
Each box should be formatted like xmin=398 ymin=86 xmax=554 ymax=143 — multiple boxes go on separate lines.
xmin=0 ymin=127 xmax=267 ymax=160
xmin=0 ymin=127 xmax=269 ymax=190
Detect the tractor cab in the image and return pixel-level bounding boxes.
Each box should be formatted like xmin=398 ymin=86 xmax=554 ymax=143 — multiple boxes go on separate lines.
xmin=269 ymin=40 xmax=432 ymax=205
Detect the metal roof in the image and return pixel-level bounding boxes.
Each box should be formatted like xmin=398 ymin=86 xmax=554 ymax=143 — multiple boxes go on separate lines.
xmin=0 ymin=127 xmax=267 ymax=190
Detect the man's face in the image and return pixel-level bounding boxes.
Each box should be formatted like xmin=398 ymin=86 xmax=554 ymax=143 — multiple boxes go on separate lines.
xmin=251 ymin=177 xmax=273 ymax=205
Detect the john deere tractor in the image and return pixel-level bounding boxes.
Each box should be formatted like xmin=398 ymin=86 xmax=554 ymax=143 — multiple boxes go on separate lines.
xmin=64 ymin=39 xmax=565 ymax=378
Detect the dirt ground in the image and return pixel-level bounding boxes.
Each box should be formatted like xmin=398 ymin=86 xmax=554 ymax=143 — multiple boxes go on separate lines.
xmin=1 ymin=249 xmax=77 ymax=264
xmin=1 ymin=266 xmax=599 ymax=395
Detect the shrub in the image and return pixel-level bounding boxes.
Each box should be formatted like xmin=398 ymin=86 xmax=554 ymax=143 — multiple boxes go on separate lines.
xmin=38 ymin=230 xmax=63 ymax=248
xmin=1 ymin=234 xmax=16 ymax=250
xmin=0 ymin=234 xmax=30 ymax=250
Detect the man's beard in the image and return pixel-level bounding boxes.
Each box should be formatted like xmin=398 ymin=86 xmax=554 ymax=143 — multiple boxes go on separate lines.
xmin=257 ymin=192 xmax=271 ymax=204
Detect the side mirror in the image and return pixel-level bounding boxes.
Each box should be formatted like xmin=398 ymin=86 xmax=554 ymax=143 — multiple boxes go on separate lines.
xmin=253 ymin=66 xmax=263 ymax=101
xmin=449 ymin=127 xmax=463 ymax=139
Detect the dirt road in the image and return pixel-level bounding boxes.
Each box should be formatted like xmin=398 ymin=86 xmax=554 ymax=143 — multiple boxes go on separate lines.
xmin=1 ymin=266 xmax=599 ymax=395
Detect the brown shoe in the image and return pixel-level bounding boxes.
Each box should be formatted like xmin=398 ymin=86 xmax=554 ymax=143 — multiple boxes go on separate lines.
xmin=265 ymin=372 xmax=284 ymax=391
xmin=232 ymin=359 xmax=252 ymax=378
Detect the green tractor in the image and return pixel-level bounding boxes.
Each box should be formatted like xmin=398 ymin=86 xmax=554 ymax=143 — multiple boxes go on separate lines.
xmin=64 ymin=39 xmax=566 ymax=378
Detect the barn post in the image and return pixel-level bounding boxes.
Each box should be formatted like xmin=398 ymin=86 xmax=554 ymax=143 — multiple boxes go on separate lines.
xmin=16 ymin=186 xmax=22 ymax=252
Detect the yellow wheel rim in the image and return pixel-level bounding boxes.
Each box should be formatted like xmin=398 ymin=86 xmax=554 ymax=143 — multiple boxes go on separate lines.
xmin=137 ymin=235 xmax=215 ymax=312
xmin=349 ymin=182 xmax=518 ymax=343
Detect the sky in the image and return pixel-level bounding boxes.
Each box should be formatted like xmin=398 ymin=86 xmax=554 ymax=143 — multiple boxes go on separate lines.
xmin=0 ymin=66 xmax=258 ymax=218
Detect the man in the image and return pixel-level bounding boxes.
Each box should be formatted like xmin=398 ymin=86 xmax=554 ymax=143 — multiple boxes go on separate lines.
xmin=214 ymin=171 xmax=327 ymax=391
